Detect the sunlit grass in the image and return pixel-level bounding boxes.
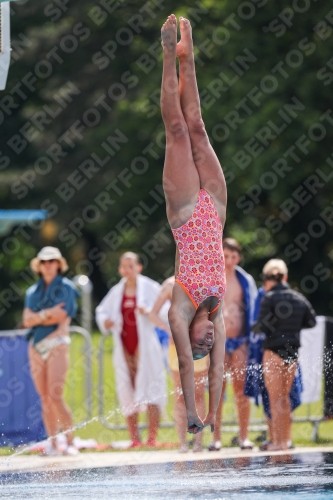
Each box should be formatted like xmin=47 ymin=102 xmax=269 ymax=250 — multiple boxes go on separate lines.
xmin=66 ymin=332 xmax=333 ymax=449
xmin=0 ymin=331 xmax=332 ymax=455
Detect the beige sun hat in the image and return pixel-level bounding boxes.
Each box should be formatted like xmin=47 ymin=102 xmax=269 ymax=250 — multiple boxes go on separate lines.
xmin=30 ymin=246 xmax=69 ymax=274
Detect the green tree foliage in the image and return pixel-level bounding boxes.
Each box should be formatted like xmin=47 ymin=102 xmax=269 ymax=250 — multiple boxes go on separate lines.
xmin=1 ymin=0 xmax=333 ymax=327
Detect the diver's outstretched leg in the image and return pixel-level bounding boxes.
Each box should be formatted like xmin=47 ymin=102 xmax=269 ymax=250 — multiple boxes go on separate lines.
xmin=176 ymin=18 xmax=202 ymax=128
xmin=177 ymin=18 xmax=227 ymax=222
xmin=161 ymin=14 xmax=200 ymax=229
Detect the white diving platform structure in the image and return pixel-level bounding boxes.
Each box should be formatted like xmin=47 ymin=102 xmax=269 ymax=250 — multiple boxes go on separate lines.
xmin=0 ymin=1 xmax=11 ymax=90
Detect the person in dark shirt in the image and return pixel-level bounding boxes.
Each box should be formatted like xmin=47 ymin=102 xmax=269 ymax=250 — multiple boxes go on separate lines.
xmin=252 ymin=259 xmax=316 ymax=451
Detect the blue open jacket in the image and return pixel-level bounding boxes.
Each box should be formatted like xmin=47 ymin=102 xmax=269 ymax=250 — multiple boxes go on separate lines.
xmin=244 ymin=287 xmax=303 ymax=417
xmin=235 ymin=265 xmax=258 ymax=339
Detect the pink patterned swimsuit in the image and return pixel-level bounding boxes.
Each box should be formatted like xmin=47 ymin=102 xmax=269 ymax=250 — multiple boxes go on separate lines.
xmin=172 ymin=189 xmax=226 ymax=313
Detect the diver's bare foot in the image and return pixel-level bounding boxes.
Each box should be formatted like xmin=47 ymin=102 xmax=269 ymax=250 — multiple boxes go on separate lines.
xmin=161 ymin=14 xmax=177 ymax=54
xmin=176 ymin=17 xmax=193 ymax=59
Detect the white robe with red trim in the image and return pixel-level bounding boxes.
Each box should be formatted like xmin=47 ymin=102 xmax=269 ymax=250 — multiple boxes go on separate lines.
xmin=96 ymin=275 xmax=166 ymax=417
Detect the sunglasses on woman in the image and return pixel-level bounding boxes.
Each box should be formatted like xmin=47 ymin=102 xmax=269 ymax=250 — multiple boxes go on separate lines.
xmin=40 ymin=259 xmax=58 ymax=264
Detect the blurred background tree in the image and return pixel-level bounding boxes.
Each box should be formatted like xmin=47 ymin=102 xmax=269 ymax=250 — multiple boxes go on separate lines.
xmin=1 ymin=0 xmax=333 ymax=328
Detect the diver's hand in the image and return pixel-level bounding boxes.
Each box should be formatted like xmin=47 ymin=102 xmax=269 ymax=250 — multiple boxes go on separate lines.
xmin=187 ymin=414 xmax=204 ymax=435
xmin=203 ymin=412 xmax=216 ymax=433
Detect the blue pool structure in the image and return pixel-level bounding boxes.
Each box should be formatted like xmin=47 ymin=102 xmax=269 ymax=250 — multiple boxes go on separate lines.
xmin=0 ymin=450 xmax=333 ymax=499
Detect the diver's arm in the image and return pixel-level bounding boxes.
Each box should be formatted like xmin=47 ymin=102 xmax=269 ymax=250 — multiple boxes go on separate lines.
xmin=204 ymin=309 xmax=226 ymax=432
xmin=169 ymin=304 xmax=197 ymax=420
xmin=168 ymin=286 xmax=201 ymax=433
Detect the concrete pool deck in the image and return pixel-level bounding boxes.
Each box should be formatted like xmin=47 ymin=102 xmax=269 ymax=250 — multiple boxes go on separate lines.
xmin=1 ymin=446 xmax=333 ymax=474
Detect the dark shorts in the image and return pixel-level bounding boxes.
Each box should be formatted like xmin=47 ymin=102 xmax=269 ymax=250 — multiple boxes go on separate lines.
xmin=268 ymin=345 xmax=298 ymax=364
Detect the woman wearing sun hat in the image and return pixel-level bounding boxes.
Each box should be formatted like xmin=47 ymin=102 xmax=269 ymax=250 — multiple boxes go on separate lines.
xmin=23 ymin=246 xmax=79 ymax=456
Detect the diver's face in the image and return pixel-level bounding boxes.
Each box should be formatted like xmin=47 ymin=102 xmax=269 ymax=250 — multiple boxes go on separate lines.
xmin=190 ymin=317 xmax=214 ymax=360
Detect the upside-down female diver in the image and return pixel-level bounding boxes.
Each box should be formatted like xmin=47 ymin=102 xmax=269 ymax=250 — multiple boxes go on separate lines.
xmin=161 ymin=14 xmax=227 ymax=434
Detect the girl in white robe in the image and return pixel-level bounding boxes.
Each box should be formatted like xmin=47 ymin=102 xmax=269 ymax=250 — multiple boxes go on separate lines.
xmin=96 ymin=252 xmax=166 ymax=447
